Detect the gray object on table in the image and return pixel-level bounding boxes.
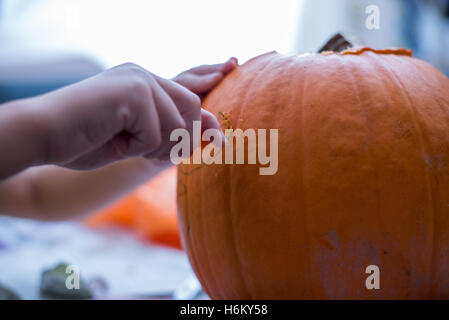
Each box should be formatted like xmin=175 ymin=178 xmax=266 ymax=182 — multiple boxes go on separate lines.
xmin=0 ymin=216 xmax=205 ymax=300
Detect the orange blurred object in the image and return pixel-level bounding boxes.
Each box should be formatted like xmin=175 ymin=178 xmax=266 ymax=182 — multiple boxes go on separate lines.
xmin=85 ymin=167 xmax=182 ymax=249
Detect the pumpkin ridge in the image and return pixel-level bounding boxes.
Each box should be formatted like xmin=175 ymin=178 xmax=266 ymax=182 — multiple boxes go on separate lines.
xmin=233 ymin=53 xmax=278 ymax=133
xmin=393 ymin=55 xmax=448 ymax=296
xmin=394 ymin=67 xmax=437 ymax=297
xmin=400 ymin=56 xmax=449 ymax=135
xmin=179 ymin=164 xmax=216 ymax=297
xmin=352 ymin=54 xmax=398 ymax=261
xmin=376 ymin=54 xmax=437 ymax=294
xmin=227 ymin=54 xmax=279 ymax=299
xmin=295 ymin=54 xmax=314 ymax=297
xmin=399 ymin=56 xmax=449 ymax=297
xmin=203 ymin=66 xmax=251 ymax=298
xmin=180 ymin=171 xmax=209 ymax=296
xmin=346 ymin=54 xmax=383 ymax=215
xmin=196 ymin=165 xmax=215 ymax=296
xmin=346 ymin=56 xmax=392 ymax=298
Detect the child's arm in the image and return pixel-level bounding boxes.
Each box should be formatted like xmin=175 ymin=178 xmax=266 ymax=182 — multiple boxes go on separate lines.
xmin=0 ymin=58 xmax=237 ymax=221
xmin=0 ymin=158 xmax=170 ymax=221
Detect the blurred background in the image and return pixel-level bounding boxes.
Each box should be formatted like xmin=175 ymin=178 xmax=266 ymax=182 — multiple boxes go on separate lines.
xmin=1 ymin=0 xmax=449 ymax=103
xmin=0 ymin=0 xmax=448 ymax=299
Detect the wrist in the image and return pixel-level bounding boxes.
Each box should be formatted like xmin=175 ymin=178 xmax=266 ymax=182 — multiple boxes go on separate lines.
xmin=19 ymin=97 xmax=52 ymax=166
xmin=0 ymin=98 xmax=50 ymax=179
xmin=8 ymin=98 xmax=50 ymax=166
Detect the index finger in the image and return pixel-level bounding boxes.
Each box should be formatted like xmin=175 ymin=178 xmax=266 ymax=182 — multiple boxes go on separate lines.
xmin=185 ymin=57 xmax=238 ymax=76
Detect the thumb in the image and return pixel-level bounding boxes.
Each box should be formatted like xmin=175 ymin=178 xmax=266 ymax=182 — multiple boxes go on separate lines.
xmin=176 ymin=72 xmax=223 ymax=95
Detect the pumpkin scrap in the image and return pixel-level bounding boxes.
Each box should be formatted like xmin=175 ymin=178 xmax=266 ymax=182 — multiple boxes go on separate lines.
xmin=86 ymin=167 xmax=181 ymax=249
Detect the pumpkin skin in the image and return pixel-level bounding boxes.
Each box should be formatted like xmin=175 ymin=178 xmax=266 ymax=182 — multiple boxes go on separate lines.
xmin=177 ymin=47 xmax=449 ymax=299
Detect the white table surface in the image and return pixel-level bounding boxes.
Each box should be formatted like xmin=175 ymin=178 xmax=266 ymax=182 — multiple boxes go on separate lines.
xmin=0 ymin=216 xmax=203 ymax=299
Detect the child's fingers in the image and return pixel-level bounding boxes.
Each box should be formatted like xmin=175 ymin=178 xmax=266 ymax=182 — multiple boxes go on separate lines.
xmin=173 ymin=58 xmax=238 ymax=95
xmin=154 ymin=76 xmax=202 ymax=121
xmin=176 ymin=72 xmax=223 ymax=94
xmin=197 ymin=72 xmax=224 ymax=93
xmin=113 ymin=95 xmax=163 ymax=158
xmin=149 ymin=76 xmax=202 ymax=159
xmin=201 ymin=109 xmax=226 ymax=148
xmin=187 ymin=64 xmax=223 ymax=75
xmin=221 ymin=57 xmax=238 ymax=75
xmin=143 ymin=81 xmax=188 ymax=160
xmin=187 ymin=57 xmax=238 ymax=76
xmin=151 ymin=80 xmax=187 ymax=131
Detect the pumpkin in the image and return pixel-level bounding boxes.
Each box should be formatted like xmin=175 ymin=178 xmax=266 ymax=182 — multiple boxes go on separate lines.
xmin=177 ymin=47 xmax=449 ymax=299
xmin=87 ymin=167 xmax=181 ymax=249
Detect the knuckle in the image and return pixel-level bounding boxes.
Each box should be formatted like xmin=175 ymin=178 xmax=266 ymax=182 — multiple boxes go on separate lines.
xmin=127 ymin=77 xmax=150 ymax=97
xmin=118 ymin=63 xmax=152 ymax=88
xmin=171 ymin=123 xmax=186 ymax=137
xmin=188 ymin=94 xmax=202 ymax=121
xmin=111 ymin=62 xmax=143 ymax=76
xmin=124 ymin=75 xmax=154 ymax=104
xmin=177 ymin=118 xmax=187 ymax=129
xmin=165 ymin=117 xmax=185 ymax=132
xmin=183 ymin=90 xmax=201 ymax=111
xmin=109 ymin=63 xmax=153 ymax=103
xmin=190 ymin=91 xmax=202 ymax=108
xmin=118 ymin=62 xmax=142 ymax=71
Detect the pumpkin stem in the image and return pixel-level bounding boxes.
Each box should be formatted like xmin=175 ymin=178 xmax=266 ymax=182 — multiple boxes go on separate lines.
xmin=318 ymin=32 xmax=364 ymax=53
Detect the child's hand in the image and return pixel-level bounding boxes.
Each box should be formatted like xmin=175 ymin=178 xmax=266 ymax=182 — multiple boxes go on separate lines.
xmin=173 ymin=57 xmax=238 ymax=98
xmin=46 ymin=63 xmax=229 ymax=169
xmin=0 ymin=63 xmax=227 ymax=180
xmin=0 ymin=59 xmax=239 ymax=219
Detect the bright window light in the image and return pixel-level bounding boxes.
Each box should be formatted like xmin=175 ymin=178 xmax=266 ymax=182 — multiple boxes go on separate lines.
xmin=0 ymin=0 xmax=303 ymax=77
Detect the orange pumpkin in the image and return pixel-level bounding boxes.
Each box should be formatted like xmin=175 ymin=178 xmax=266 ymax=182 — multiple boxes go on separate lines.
xmin=87 ymin=167 xmax=181 ymax=249
xmin=177 ymin=47 xmax=449 ymax=299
